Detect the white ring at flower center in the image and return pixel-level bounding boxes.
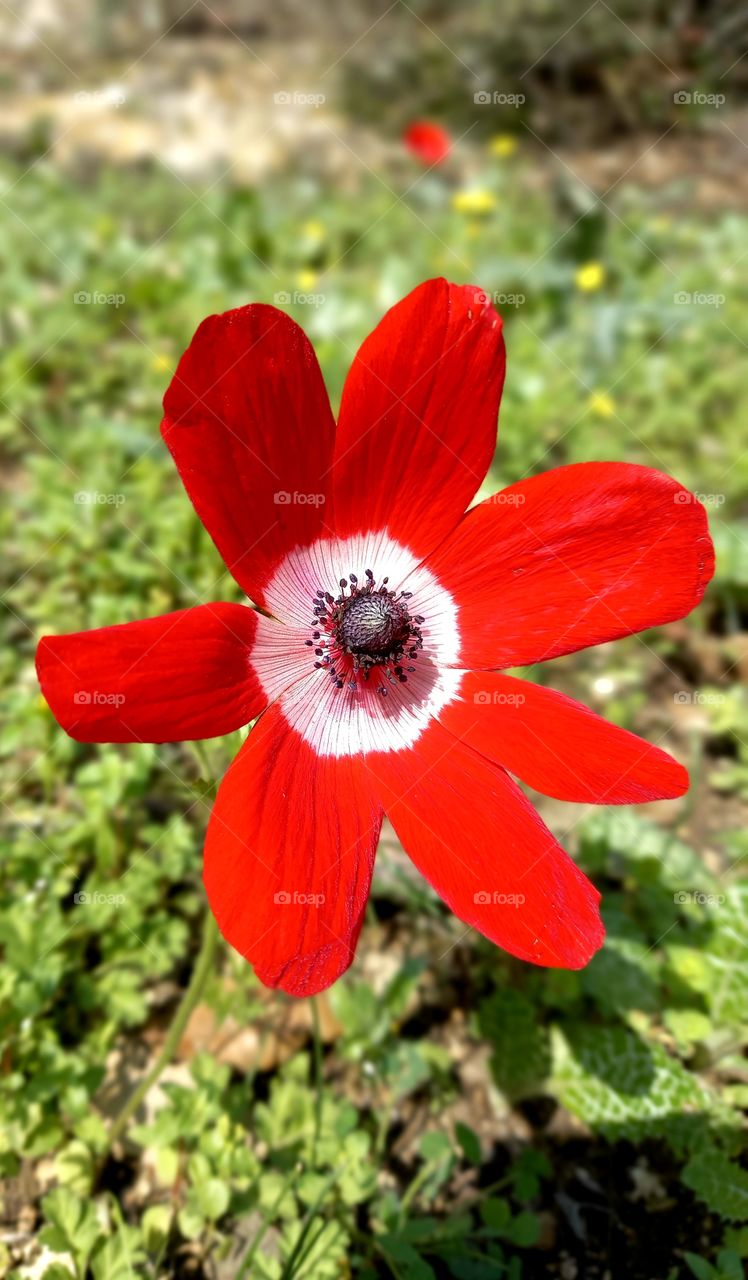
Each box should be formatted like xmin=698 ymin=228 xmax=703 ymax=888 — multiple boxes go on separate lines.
xmin=261 ymin=530 xmax=463 ymax=757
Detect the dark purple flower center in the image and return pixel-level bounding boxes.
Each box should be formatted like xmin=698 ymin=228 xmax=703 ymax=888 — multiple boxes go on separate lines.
xmin=339 ymin=591 xmax=411 ymax=656
xmin=305 ymin=569 xmax=425 ymax=696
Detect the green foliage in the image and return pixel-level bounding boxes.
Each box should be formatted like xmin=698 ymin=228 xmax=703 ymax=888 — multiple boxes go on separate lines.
xmin=552 ymin=1025 xmax=724 ymax=1149
xmin=684 ymin=1250 xmax=746 ymax=1280
xmin=682 ymin=1152 xmax=748 ymax=1224
xmin=478 ymin=989 xmax=551 ymax=1099
xmin=2 ymin=137 xmax=746 ymax=1277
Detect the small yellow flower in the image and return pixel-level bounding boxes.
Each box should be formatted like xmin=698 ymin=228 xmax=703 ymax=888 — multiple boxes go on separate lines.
xmin=575 ymin=261 xmax=606 ymax=292
xmin=452 ymin=189 xmax=496 ymax=216
xmin=152 ymin=354 xmax=171 ymax=373
xmin=490 ymin=134 xmax=517 ymax=158
xmin=297 ymin=268 xmax=319 ymax=291
xmin=302 ymin=219 xmax=325 ymax=241
xmin=588 ymin=391 xmax=616 ymax=418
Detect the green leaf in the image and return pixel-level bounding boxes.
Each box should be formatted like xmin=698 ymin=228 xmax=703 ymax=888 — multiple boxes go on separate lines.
xmin=478 ymin=990 xmax=551 ymax=1099
xmin=192 ymin=1177 xmax=231 ymax=1222
xmin=479 ymin=1198 xmax=510 ymax=1232
xmin=155 ymin=1146 xmax=180 ymax=1186
xmin=722 ymin=1226 xmax=748 ymax=1258
xmin=377 ymin=1236 xmax=437 ymax=1280
xmin=581 ymin=931 xmax=660 ymax=1014
xmin=91 ymin=1230 xmax=146 ymax=1280
xmin=578 ymin=809 xmax=711 ymax=886
xmin=701 ymin=885 xmax=748 ymax=1028
xmin=455 ymin=1122 xmax=482 ymax=1165
xmin=339 ymin=1132 xmax=377 ymax=1205
xmin=683 ymin=1254 xmax=714 ymax=1280
xmin=39 ymin=1188 xmax=100 ymax=1270
xmin=552 ymin=1025 xmax=723 ymax=1151
xmin=510 ymin=1147 xmax=552 ymax=1201
xmin=448 ymin=1260 xmax=505 ymax=1280
xmin=664 ymin=1009 xmax=712 ymax=1048
xmin=508 ymin=1211 xmax=539 ymax=1248
xmin=682 ymin=1152 xmax=748 ymax=1222
xmin=55 ymin=1140 xmax=94 ymax=1196
xmin=400 ymin=1218 xmax=440 ymax=1243
xmin=141 ymin=1204 xmax=172 ymax=1254
xmin=420 ymin=1131 xmax=452 ymax=1162
xmin=176 ymin=1205 xmax=205 ymax=1242
xmin=716 ymin=1249 xmax=745 ymax=1280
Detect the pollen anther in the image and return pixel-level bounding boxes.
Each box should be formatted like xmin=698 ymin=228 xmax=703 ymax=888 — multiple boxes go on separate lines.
xmin=307 ymin=571 xmax=425 ymax=696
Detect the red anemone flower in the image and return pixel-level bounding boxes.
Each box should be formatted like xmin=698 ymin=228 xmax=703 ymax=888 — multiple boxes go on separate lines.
xmin=37 ymin=279 xmax=714 ymax=997
xmin=403 ymin=120 xmax=452 ymax=166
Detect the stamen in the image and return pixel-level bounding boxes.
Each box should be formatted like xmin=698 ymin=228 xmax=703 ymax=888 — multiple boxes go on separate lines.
xmin=306 ymin=568 xmax=426 ymax=696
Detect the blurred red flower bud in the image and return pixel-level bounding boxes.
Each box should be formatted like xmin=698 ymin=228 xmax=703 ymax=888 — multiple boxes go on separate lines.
xmin=403 ymin=120 xmax=452 ymax=166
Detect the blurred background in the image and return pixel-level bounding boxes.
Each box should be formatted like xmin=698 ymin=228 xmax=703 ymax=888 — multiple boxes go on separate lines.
xmin=2 ymin=2 xmax=748 ymax=1278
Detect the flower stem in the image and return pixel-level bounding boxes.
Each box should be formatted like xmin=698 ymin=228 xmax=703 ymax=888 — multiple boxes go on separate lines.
xmin=310 ymin=995 xmax=324 ymax=1163
xmin=103 ymin=908 xmax=221 ymax=1158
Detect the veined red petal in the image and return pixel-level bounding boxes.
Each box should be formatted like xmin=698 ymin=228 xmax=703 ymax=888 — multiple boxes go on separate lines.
xmin=438 ymin=672 xmax=688 ymax=803
xmin=162 ymin=304 xmax=335 ymax=610
xmin=36 ymin=604 xmax=266 ymax=743
xmin=332 ymin=279 xmax=505 ymax=561
xmin=425 ymin=462 xmax=714 ymax=668
xmin=203 ymin=703 xmax=383 ymax=996
xmin=365 ymin=719 xmax=604 ymax=968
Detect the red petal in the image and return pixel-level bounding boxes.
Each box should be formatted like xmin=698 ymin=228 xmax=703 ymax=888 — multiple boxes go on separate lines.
xmin=37 ymin=604 xmax=266 ymax=743
xmin=162 ymin=305 xmax=335 ymax=610
xmin=426 ymin=463 xmax=714 ymax=668
xmin=332 ymin=279 xmax=505 ymax=560
xmin=365 ymin=720 xmax=604 ymax=968
xmin=438 ymin=672 xmax=688 ymax=803
xmin=204 ymin=703 xmax=383 ymax=996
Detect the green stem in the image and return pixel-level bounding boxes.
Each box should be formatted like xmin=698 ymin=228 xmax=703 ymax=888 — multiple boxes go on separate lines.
xmin=235 ymin=1166 xmax=299 ymax=1279
xmin=399 ymin=1158 xmax=440 ymax=1217
xmin=375 ymin=1092 xmax=395 ymax=1155
xmin=310 ymin=996 xmax=323 ymax=1164
xmin=103 ymin=908 xmax=221 ymax=1157
xmin=278 ymin=1166 xmax=343 ymax=1280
